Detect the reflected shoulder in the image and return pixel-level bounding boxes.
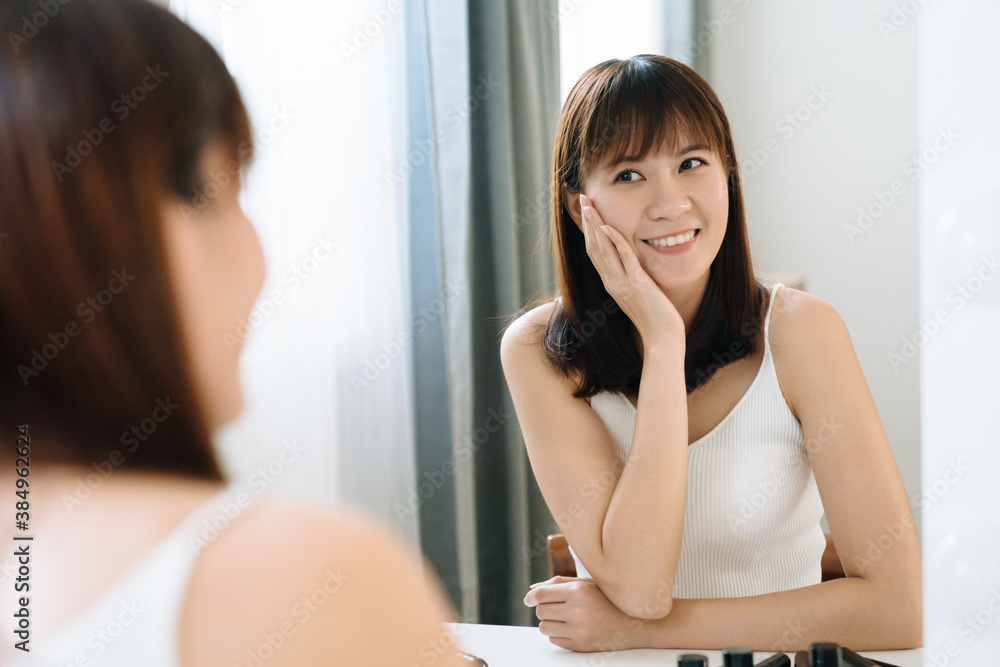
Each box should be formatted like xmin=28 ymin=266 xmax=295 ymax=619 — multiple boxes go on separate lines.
xmin=501 ymin=300 xmax=559 ymax=351
xmin=181 ymin=497 xmax=461 ymax=666
xmin=768 ymin=286 xmax=855 ymax=420
xmin=499 ymin=299 xmax=585 ymax=403
xmin=769 ymin=285 xmax=850 ymax=349
xmin=500 ymin=300 xmax=560 ymax=373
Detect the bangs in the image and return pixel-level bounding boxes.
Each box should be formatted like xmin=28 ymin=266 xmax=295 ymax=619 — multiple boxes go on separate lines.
xmin=578 ymin=57 xmax=726 ymax=181
xmin=163 ymin=66 xmax=255 ymax=197
xmin=119 ymin=0 xmax=255 ymax=197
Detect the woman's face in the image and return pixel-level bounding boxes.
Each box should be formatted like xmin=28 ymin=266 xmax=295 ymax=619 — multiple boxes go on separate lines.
xmin=566 ymin=133 xmax=729 ymax=292
xmin=160 ymin=142 xmax=265 ymax=431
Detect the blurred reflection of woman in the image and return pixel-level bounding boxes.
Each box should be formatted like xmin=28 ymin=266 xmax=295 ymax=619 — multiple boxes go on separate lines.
xmin=501 ymin=55 xmax=921 ymax=652
xmin=0 ymin=1 xmax=461 ymax=665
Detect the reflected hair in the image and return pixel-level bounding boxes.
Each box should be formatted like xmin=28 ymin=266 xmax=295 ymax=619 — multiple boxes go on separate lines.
xmin=0 ymin=0 xmax=255 ymax=477
xmin=524 ymin=54 xmax=767 ymax=398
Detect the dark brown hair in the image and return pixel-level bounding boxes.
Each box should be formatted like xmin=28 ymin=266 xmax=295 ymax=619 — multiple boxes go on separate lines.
xmin=529 ymin=55 xmax=767 ymax=398
xmin=0 ymin=0 xmax=255 ymax=477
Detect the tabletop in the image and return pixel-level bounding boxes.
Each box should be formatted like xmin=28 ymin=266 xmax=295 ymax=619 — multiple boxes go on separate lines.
xmin=449 ymin=623 xmax=925 ymax=666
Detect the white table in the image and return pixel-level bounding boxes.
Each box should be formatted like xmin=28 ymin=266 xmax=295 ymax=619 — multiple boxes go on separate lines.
xmin=450 ymin=623 xmax=924 ymax=666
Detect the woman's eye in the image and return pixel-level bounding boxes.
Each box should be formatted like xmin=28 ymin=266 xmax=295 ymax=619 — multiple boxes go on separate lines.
xmin=614 ymin=169 xmax=642 ymax=183
xmin=680 ymin=157 xmax=708 ymax=171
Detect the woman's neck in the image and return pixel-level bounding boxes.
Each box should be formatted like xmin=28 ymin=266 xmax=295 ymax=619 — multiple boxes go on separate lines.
xmin=658 ymin=270 xmax=710 ymax=331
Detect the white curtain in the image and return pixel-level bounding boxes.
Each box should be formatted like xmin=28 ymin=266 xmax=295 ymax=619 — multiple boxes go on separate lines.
xmin=169 ymin=0 xmax=420 ymax=543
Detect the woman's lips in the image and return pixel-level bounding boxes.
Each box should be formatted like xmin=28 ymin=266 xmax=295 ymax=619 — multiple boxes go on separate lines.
xmin=643 ymin=229 xmax=699 ymax=255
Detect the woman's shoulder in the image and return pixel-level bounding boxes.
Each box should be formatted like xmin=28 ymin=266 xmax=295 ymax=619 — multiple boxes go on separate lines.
xmin=181 ymin=493 xmax=461 ymax=666
xmin=500 ymin=299 xmax=558 ymax=372
xmin=768 ymin=284 xmax=849 ymax=345
xmin=184 ymin=494 xmax=422 ymax=607
xmin=29 ymin=471 xmax=461 ymax=666
xmin=501 ymin=299 xmax=560 ymax=349
xmin=767 ymin=284 xmax=856 ymax=420
xmin=500 ymin=299 xmax=584 ymax=389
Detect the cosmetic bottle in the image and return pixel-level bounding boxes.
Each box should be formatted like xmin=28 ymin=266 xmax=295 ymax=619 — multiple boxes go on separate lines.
xmin=808 ymin=642 xmax=843 ymax=666
xmin=722 ymin=646 xmax=753 ymax=667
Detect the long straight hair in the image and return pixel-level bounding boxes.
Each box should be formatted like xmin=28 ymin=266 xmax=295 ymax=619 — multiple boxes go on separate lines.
xmin=529 ymin=55 xmax=767 ymax=398
xmin=0 ymin=0 xmax=255 ymax=478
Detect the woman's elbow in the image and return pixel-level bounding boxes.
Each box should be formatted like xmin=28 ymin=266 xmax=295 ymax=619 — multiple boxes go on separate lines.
xmin=607 ymin=578 xmax=674 ymax=620
xmin=896 ymin=588 xmax=923 ymax=649
xmin=629 ymin=598 xmax=672 ymax=620
xmin=901 ymin=617 xmax=923 ymax=650
xmin=872 ymin=573 xmax=922 ymax=649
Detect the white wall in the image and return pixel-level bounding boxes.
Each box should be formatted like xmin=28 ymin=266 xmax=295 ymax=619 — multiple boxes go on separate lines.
xmin=558 ymin=0 xmax=693 ymax=100
xmin=920 ymin=1 xmax=1000 ymax=662
xmin=704 ymin=0 xmax=921 ymax=534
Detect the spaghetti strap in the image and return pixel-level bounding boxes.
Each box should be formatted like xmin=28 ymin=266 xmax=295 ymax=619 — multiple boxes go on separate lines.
xmin=764 ymin=281 xmax=783 ymax=341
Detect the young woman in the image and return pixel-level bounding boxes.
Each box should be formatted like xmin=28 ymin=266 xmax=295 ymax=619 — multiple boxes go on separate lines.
xmin=0 ymin=1 xmax=462 ymax=665
xmin=501 ymin=55 xmax=921 ymax=652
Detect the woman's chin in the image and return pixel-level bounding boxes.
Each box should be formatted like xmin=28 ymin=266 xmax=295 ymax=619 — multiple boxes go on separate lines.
xmin=649 ymin=270 xmax=699 ymax=293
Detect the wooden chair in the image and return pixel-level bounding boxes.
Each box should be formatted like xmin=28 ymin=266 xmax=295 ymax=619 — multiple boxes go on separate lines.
xmin=819 ymin=533 xmax=846 ymax=581
xmin=547 ymin=532 xmax=846 ymax=581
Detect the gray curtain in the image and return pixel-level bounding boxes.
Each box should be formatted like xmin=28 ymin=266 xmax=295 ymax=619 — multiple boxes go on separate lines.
xmin=406 ymin=0 xmax=560 ymax=625
xmin=465 ymin=0 xmax=562 ymax=624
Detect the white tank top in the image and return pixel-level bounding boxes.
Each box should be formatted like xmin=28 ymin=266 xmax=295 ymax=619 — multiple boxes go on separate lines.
xmin=572 ymin=281 xmax=827 ymax=598
xmin=7 ymin=483 xmax=245 ymax=666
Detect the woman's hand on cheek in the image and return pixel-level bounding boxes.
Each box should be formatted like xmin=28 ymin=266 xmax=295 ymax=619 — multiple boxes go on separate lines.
xmin=523 ymin=576 xmax=649 ymax=652
xmin=579 ymin=194 xmax=685 ymax=344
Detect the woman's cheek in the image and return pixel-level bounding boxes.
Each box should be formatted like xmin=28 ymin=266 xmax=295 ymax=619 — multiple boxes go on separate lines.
xmin=715 ymin=180 xmax=728 ymax=201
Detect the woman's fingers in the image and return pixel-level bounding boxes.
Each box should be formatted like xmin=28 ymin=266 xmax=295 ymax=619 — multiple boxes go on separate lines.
xmin=580 ymin=198 xmax=608 ymax=272
xmin=599 ymin=223 xmax=645 ymax=279
xmin=548 ymin=636 xmax=575 ymax=650
xmin=538 ymin=620 xmax=571 ymax=640
xmin=581 ymin=195 xmax=624 ymax=275
xmin=581 ymin=194 xmax=643 ymax=280
xmin=533 ymin=600 xmax=568 ymax=621
xmin=529 ymin=575 xmax=574 ymax=589
xmin=524 ymin=580 xmax=580 ymax=607
xmin=523 ymin=587 xmax=558 ymax=608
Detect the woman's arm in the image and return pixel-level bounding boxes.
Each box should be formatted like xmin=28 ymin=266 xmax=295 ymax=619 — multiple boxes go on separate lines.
xmin=501 ymin=202 xmax=692 ymax=619
xmin=525 ymin=288 xmax=922 ymax=650
xmin=764 ymin=287 xmax=921 ymax=646
xmin=528 ymin=574 xmax=919 ymax=652
xmin=646 ymin=574 xmax=920 ymax=651
xmin=501 ymin=306 xmax=688 ymax=619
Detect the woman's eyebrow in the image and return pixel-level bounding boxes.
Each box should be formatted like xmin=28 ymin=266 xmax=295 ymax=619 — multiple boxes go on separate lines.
xmin=675 ymin=143 xmax=709 ymax=155
xmin=600 ymin=143 xmax=710 ymax=172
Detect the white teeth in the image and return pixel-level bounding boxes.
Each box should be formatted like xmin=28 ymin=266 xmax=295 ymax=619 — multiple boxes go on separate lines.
xmin=646 ymin=230 xmax=697 ymax=247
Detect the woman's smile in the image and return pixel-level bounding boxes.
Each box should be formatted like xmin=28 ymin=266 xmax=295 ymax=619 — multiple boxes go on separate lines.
xmin=643 ymin=228 xmax=700 ymax=254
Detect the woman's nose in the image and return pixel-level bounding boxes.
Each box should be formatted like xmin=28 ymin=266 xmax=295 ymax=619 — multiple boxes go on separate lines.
xmin=647 ymin=175 xmax=692 ymax=220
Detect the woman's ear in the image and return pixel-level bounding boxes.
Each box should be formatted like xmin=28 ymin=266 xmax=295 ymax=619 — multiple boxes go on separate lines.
xmin=561 ymin=184 xmax=584 ymax=232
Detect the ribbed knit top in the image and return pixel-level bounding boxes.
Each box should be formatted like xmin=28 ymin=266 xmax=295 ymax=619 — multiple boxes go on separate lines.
xmin=571 ymin=281 xmax=826 ymax=598
xmin=6 ymin=484 xmax=245 ymax=667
